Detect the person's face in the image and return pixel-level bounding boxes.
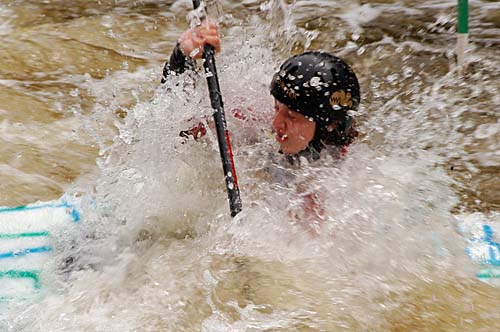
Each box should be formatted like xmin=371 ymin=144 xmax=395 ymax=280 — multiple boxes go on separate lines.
xmin=272 ymin=99 xmax=316 ymax=154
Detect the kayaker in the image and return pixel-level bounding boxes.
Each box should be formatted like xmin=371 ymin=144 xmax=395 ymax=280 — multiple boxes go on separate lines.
xmin=162 ymin=19 xmax=361 ymax=233
xmin=161 ymin=18 xmax=360 ymax=162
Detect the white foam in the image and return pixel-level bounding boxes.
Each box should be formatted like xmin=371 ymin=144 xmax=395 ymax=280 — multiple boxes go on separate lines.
xmin=0 ymin=254 xmax=50 ymax=271
xmin=0 ymin=5 xmax=14 ymax=36
xmin=0 ymin=278 xmax=37 ymax=297
xmin=474 ymin=122 xmax=499 ymax=140
xmin=339 ymin=4 xmax=383 ymax=31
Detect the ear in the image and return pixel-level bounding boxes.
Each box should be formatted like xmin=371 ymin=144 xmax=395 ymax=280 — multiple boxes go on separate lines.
xmin=325 ymin=121 xmax=338 ymax=133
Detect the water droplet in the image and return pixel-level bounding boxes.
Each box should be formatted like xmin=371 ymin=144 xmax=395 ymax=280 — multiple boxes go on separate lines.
xmin=357 ymin=46 xmax=366 ymax=55
xmin=309 ymin=76 xmax=321 ymax=87
xmin=386 ymin=73 xmax=399 ymax=83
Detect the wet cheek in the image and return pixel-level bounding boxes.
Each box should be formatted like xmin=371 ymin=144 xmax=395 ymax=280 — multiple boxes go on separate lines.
xmin=289 ymin=124 xmax=302 ymax=137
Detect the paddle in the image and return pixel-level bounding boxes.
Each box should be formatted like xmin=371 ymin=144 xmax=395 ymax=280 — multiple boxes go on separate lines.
xmin=191 ymin=0 xmax=242 ymax=217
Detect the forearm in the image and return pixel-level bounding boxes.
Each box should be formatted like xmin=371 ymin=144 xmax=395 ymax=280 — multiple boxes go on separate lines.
xmin=161 ymin=42 xmax=196 ymax=83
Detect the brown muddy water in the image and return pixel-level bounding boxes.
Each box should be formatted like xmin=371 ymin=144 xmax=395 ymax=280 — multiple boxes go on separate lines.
xmin=0 ymin=0 xmax=499 ymax=331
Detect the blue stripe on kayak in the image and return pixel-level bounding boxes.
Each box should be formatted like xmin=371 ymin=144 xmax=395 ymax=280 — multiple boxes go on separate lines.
xmin=485 ymin=255 xmax=500 ymax=266
xmin=0 ymin=200 xmax=80 ymax=223
xmin=483 ymin=225 xmax=500 ymax=251
xmin=0 ymin=294 xmax=39 ymax=302
xmin=482 ymin=225 xmax=500 ymax=266
xmin=0 ymin=231 xmax=50 ymax=239
xmin=0 ymin=246 xmax=53 ymax=259
xmin=67 ymin=203 xmax=81 ymax=222
xmin=0 ymin=202 xmax=63 ymax=213
xmin=0 ymin=270 xmax=41 ymax=289
xmin=465 ymin=224 xmax=500 ymax=278
xmin=477 ymin=268 xmax=500 ymax=279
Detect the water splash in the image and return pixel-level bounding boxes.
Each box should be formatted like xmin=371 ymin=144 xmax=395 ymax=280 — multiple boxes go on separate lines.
xmin=3 ymin=1 xmax=500 ymax=331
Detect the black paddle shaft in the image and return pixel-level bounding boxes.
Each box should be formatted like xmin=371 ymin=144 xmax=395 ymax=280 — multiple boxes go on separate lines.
xmin=192 ymin=0 xmax=242 ymax=217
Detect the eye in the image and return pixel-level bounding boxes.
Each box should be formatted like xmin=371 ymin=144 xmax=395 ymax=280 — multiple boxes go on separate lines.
xmin=273 ymin=102 xmax=279 ymax=112
xmin=287 ymin=111 xmax=298 ymax=119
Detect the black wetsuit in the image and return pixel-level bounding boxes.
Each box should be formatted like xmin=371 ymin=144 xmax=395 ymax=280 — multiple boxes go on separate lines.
xmin=161 ymin=43 xmax=196 ymax=83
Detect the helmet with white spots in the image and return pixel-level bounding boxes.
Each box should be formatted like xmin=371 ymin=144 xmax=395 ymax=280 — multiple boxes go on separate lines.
xmin=270 ymin=51 xmax=360 ymax=128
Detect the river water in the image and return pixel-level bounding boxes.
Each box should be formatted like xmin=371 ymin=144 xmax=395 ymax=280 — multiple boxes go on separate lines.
xmin=1 ymin=0 xmax=499 ymax=331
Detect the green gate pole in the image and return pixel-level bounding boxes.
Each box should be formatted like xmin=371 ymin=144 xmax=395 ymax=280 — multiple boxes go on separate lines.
xmin=457 ymin=0 xmax=469 ymax=69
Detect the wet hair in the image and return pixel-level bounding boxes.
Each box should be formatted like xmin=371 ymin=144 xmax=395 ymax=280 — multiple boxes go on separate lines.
xmin=311 ymin=117 xmax=358 ymax=151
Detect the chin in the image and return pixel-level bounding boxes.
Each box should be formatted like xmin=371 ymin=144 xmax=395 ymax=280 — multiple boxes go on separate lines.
xmin=281 ymin=146 xmax=300 ymax=155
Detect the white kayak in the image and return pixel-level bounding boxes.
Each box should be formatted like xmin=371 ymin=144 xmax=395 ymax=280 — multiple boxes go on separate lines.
xmin=0 ymin=200 xmax=80 ymax=301
xmin=0 ymin=199 xmax=498 ymax=302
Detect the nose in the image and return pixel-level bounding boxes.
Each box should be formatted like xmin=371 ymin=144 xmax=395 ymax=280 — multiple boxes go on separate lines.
xmin=272 ymin=109 xmax=285 ymax=132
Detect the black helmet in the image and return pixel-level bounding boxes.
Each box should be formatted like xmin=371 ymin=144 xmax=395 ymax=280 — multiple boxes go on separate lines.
xmin=270 ymin=51 xmax=360 ymax=128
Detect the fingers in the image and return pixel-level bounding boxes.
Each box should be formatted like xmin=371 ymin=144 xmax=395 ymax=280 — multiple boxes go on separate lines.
xmin=205 ymin=35 xmax=221 ymax=53
xmin=192 ymin=18 xmax=221 ymax=53
xmin=180 ymin=30 xmax=199 ymax=58
xmin=195 ymin=23 xmax=218 ymax=39
xmin=179 ymin=17 xmax=221 ymax=59
xmin=191 ymin=33 xmax=205 ymax=48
